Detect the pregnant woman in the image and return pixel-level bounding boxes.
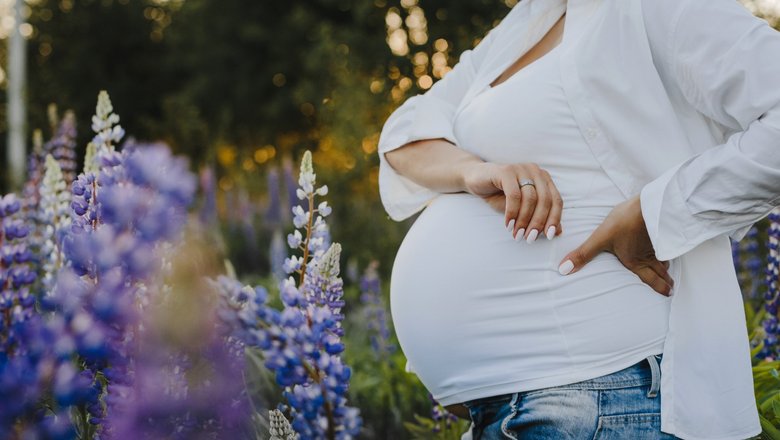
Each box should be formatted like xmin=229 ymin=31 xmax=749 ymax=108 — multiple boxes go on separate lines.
xmin=377 ymin=0 xmax=780 ymax=438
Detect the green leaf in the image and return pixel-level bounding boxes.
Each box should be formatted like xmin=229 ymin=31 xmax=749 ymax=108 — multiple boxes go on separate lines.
xmin=760 ymin=414 xmax=780 ymax=440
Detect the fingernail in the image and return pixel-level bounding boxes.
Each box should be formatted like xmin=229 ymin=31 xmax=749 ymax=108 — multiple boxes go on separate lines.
xmin=558 ymin=259 xmax=574 ymax=275
xmin=515 ymin=228 xmax=525 ymax=241
xmin=506 ymin=219 xmax=515 ymax=231
xmin=545 ymin=225 xmax=556 ymax=240
xmin=526 ymin=229 xmax=538 ymax=243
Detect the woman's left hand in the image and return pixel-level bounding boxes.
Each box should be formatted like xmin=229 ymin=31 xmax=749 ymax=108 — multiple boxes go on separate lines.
xmin=556 ymin=195 xmax=674 ymax=296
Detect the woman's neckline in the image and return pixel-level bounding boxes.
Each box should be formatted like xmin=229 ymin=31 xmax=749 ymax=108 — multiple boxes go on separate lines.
xmin=488 ymin=10 xmax=567 ymax=91
xmin=486 ymin=41 xmax=563 ymax=91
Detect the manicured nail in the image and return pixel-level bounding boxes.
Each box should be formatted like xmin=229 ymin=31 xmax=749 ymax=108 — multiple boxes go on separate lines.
xmin=526 ymin=229 xmax=538 ymax=243
xmin=515 ymin=228 xmax=525 ymax=241
xmin=558 ymin=260 xmax=574 ymax=275
xmin=546 ymin=225 xmax=556 ymax=240
xmin=506 ymin=219 xmax=515 ymax=231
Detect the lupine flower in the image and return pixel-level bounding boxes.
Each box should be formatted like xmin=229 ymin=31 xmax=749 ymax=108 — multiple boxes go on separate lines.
xmin=44 ymin=109 xmax=78 ymax=185
xmin=1 ymin=194 xmax=38 ymax=353
xmin=110 ymin=243 xmax=252 ymax=440
xmin=39 ymin=155 xmax=72 ymax=295
xmin=91 ymin=90 xmax=125 ymax=159
xmin=269 ymin=150 xmax=361 ymax=439
xmin=54 ymin=137 xmax=197 ymax=437
xmin=760 ymin=208 xmax=780 ymax=360
xmin=212 ymin=150 xmax=360 ymax=439
xmin=269 ymin=409 xmax=299 ymax=440
xmin=428 ymin=392 xmax=459 ymax=434
xmin=0 ymin=193 xmax=88 ymax=439
xmin=359 ymin=261 xmax=396 ymax=359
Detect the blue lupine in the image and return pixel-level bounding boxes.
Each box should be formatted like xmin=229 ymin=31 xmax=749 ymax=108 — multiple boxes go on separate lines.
xmin=213 ymin=150 xmax=361 ymax=439
xmin=272 ymin=150 xmax=361 ymax=439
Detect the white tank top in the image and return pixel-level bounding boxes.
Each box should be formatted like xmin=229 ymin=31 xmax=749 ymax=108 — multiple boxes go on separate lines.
xmin=389 ymin=38 xmax=671 ymax=406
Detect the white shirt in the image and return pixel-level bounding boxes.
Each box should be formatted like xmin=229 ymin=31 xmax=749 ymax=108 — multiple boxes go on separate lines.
xmin=390 ymin=33 xmax=672 ymax=407
xmin=377 ymin=0 xmax=780 ymax=438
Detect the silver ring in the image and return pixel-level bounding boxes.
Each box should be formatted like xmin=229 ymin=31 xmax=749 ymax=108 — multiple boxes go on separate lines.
xmin=519 ymin=178 xmax=536 ymax=188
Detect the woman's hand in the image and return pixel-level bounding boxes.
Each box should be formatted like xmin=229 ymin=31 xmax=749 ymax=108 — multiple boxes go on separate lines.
xmin=557 ymin=195 xmax=674 ymax=296
xmin=461 ymin=162 xmax=564 ymax=241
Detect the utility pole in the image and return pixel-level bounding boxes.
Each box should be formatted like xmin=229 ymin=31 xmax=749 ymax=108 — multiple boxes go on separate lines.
xmin=6 ymin=0 xmax=26 ymax=190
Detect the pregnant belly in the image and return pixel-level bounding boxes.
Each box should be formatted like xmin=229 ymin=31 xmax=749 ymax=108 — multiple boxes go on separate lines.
xmin=389 ymin=193 xmax=672 ymax=403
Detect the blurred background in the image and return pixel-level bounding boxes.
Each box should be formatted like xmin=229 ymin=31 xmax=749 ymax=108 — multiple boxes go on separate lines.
xmin=0 ymin=0 xmax=777 ymax=279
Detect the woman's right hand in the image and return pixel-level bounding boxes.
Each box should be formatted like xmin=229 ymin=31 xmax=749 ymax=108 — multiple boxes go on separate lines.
xmin=461 ymin=162 xmax=564 ymax=242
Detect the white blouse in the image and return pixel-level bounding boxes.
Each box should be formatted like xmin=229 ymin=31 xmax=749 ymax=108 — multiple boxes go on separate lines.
xmin=378 ymin=0 xmax=780 ymax=438
xmin=389 ymin=32 xmax=672 ymax=406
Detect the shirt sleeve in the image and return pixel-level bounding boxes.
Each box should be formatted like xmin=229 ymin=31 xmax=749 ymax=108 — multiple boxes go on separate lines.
xmin=377 ymin=24 xmax=500 ymax=221
xmin=639 ymin=0 xmax=780 ymax=261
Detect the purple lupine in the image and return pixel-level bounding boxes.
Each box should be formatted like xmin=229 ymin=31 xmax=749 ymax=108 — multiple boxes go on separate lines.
xmin=760 ymin=208 xmax=780 ymax=360
xmin=44 ymin=110 xmax=78 ymax=185
xmin=1 ymin=194 xmax=38 ymax=354
xmin=428 ymin=392 xmax=459 ymax=434
xmin=54 ymin=141 xmax=197 ymax=437
xmin=0 ymin=195 xmax=39 ymax=430
xmin=273 ymin=150 xmax=361 ymax=439
xmin=214 ymin=151 xmax=361 ymax=439
xmin=359 ymin=261 xmax=396 ymax=359
xmin=0 ymin=193 xmax=88 ymax=439
xmin=745 ymin=227 xmax=765 ymax=300
xmin=109 ymin=288 xmax=251 ymax=439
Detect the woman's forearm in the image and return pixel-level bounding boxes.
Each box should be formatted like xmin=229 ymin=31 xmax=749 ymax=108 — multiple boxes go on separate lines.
xmin=383 ymin=138 xmax=485 ymax=194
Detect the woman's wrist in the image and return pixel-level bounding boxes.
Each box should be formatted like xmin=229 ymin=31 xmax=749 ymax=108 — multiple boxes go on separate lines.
xmin=457 ymin=158 xmax=489 ymax=194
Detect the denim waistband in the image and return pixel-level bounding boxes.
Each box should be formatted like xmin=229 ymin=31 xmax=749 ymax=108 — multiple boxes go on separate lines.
xmin=463 ymin=353 xmax=663 ymax=408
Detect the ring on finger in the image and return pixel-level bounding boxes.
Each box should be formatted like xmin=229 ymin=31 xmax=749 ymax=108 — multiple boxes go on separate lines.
xmin=519 ymin=178 xmax=536 ymax=189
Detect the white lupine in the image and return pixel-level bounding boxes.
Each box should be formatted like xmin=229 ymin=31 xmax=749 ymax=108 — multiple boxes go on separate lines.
xmin=39 ymin=154 xmax=72 ymax=294
xmin=91 ymin=90 xmax=125 ymax=157
xmin=83 ymin=142 xmax=99 ymax=174
xmin=269 ymin=409 xmax=298 ymax=440
xmin=317 ymin=243 xmax=341 ymax=281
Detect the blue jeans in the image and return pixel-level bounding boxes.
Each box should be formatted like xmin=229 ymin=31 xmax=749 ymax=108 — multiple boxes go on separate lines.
xmin=461 ymin=354 xmax=680 ymax=439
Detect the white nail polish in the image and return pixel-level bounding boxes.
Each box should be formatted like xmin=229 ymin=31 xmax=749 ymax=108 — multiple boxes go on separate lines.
xmin=507 ymin=219 xmax=515 ymax=231
xmin=558 ymin=259 xmax=574 ymax=275
xmin=526 ymin=229 xmax=538 ymax=243
xmin=546 ymin=225 xmax=556 ymax=240
xmin=515 ymin=228 xmax=525 ymax=241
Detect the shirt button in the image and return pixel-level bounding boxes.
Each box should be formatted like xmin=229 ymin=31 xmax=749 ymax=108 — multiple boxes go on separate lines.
xmin=586 ymin=128 xmax=599 ymax=140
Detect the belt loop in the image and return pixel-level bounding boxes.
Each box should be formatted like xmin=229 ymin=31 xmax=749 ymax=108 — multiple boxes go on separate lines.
xmin=646 ymin=354 xmax=661 ymax=398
